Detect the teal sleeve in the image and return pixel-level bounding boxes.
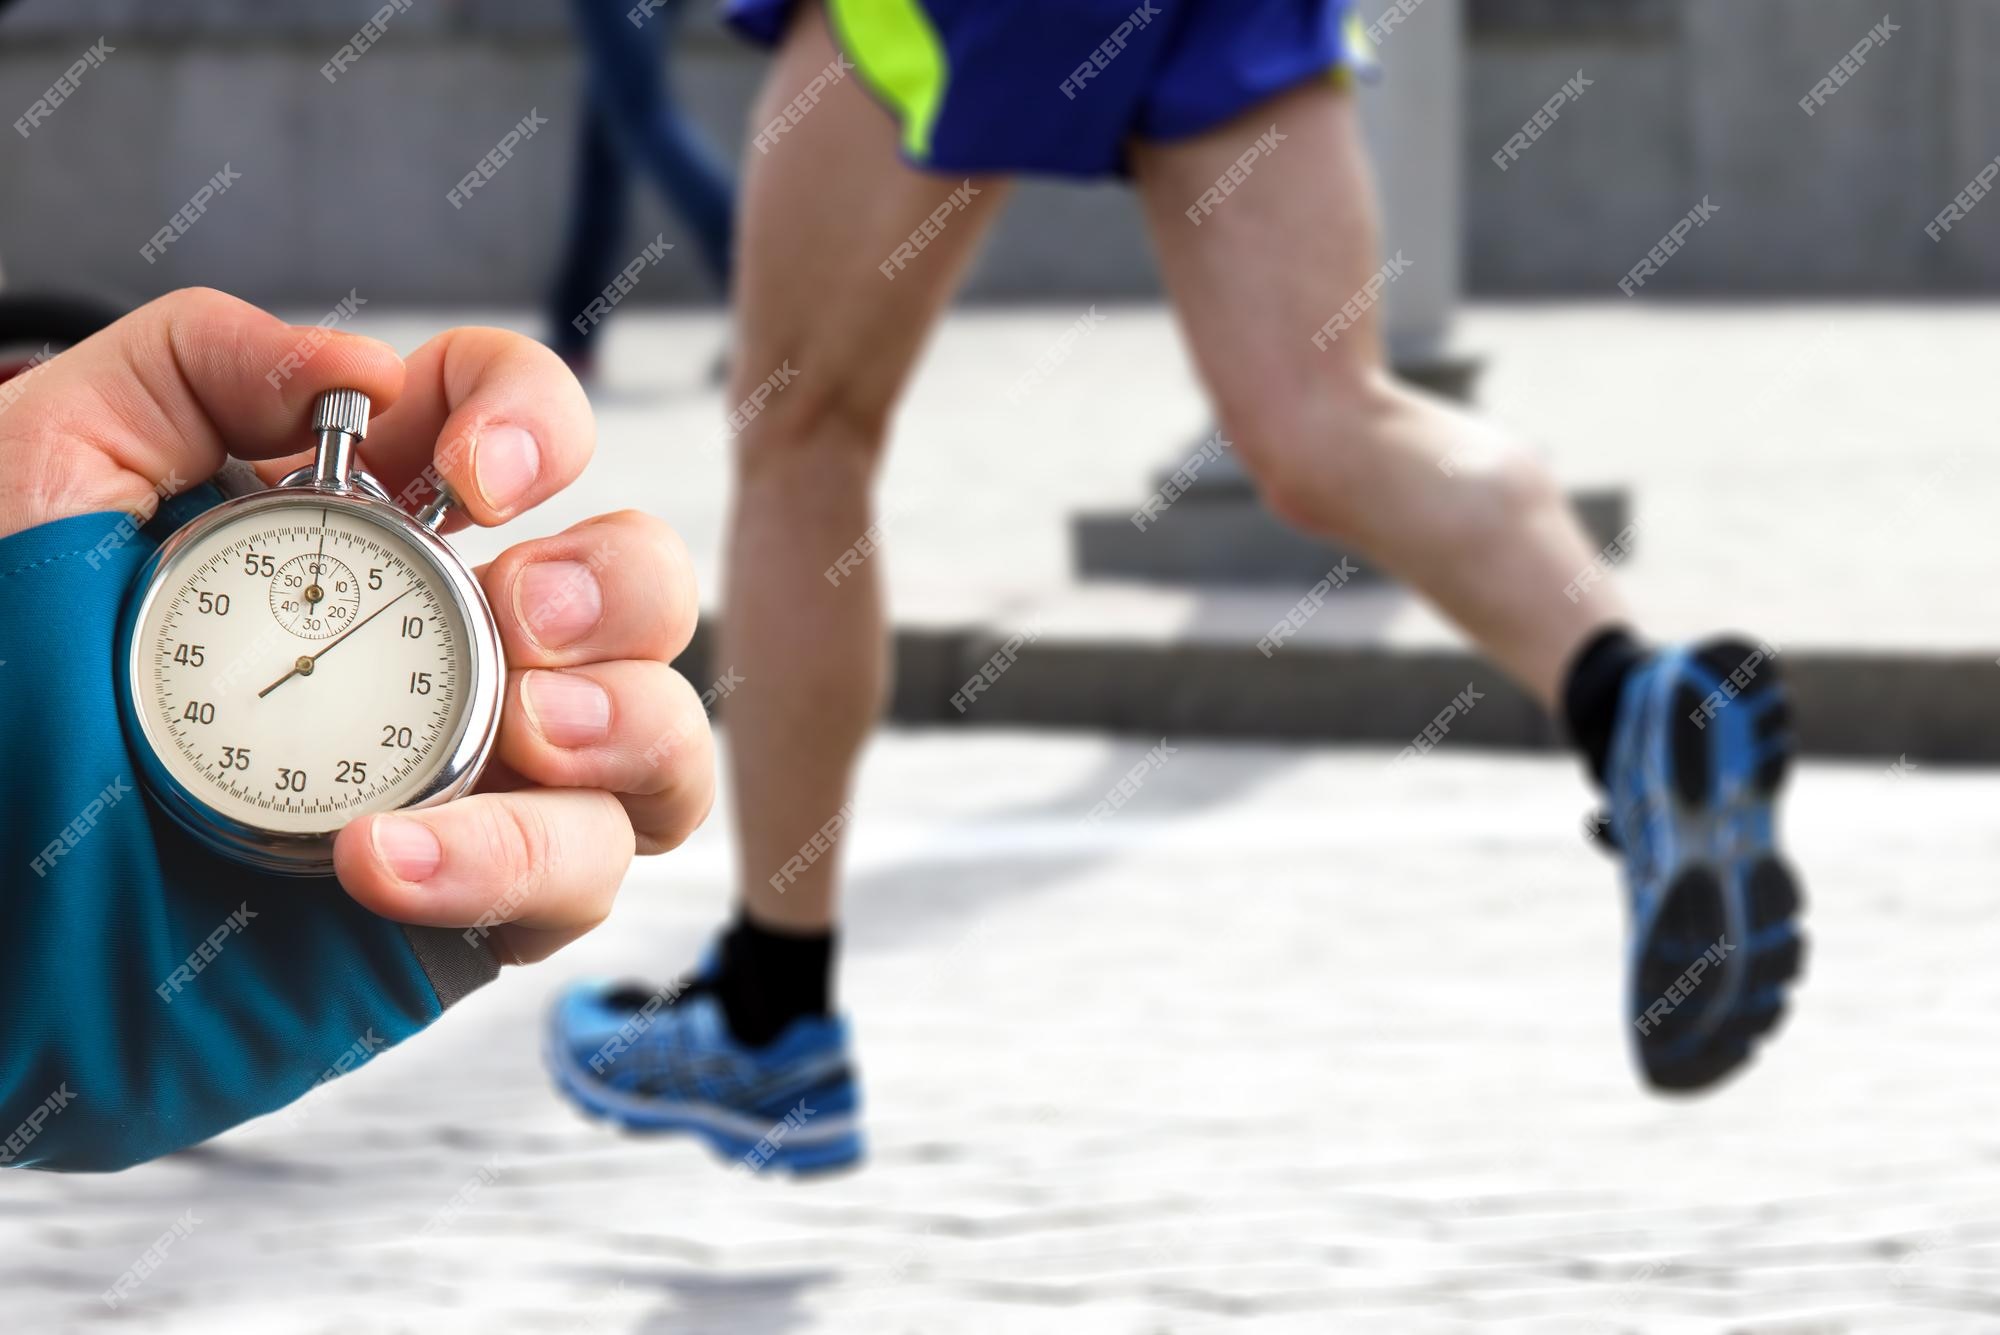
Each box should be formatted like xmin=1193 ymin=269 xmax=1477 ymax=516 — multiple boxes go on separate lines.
xmin=0 ymin=495 xmax=497 ymax=1172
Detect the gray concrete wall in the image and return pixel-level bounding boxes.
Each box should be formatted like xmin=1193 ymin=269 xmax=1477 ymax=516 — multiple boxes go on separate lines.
xmin=1468 ymin=0 xmax=2000 ymax=293
xmin=0 ymin=0 xmax=1160 ymax=310
xmin=4 ymin=0 xmax=1997 ymax=302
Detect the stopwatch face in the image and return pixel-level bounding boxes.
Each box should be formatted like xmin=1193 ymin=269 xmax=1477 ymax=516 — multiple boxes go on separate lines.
xmin=130 ymin=499 xmax=476 ymax=836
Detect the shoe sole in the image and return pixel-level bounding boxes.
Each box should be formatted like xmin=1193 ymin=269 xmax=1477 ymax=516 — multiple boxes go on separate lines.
xmin=1633 ymin=638 xmax=1807 ymax=1092
xmin=542 ymin=1030 xmax=864 ymax=1177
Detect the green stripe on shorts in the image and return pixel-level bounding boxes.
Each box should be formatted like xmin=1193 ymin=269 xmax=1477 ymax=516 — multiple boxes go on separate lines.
xmin=827 ymin=0 xmax=949 ymax=160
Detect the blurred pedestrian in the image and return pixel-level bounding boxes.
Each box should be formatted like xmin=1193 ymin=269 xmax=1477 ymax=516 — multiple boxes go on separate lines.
xmin=547 ymin=0 xmax=735 ymax=380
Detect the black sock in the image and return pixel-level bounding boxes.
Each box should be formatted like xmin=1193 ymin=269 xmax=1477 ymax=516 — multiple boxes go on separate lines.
xmin=715 ymin=912 xmax=835 ymax=1048
xmin=1561 ymin=626 xmax=1645 ymax=788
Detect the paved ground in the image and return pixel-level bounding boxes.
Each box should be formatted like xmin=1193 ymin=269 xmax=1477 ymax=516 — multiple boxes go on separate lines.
xmin=8 ymin=732 xmax=2000 ymax=1333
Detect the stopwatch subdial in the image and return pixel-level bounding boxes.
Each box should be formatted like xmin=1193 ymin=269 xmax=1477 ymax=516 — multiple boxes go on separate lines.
xmin=269 ymin=551 xmax=362 ymax=639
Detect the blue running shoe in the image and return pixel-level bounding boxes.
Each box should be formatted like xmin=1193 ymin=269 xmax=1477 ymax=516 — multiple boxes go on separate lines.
xmin=1604 ymin=637 xmax=1806 ymax=1091
xmin=545 ymin=976 xmax=863 ymax=1175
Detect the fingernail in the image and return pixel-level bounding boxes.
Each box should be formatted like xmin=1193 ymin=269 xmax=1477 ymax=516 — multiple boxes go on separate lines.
xmin=524 ymin=670 xmax=611 ymax=748
xmin=516 ymin=561 xmax=602 ymax=648
xmin=473 ymin=425 xmax=541 ymax=514
xmin=373 ymin=817 xmax=442 ymax=883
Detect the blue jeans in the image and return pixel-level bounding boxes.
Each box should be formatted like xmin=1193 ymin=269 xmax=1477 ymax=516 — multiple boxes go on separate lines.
xmin=550 ymin=0 xmax=735 ymax=357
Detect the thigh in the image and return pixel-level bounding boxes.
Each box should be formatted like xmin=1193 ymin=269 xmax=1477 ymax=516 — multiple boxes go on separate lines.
xmin=1129 ymin=80 xmax=1389 ymax=433
xmin=732 ymin=2 xmax=1011 ymax=426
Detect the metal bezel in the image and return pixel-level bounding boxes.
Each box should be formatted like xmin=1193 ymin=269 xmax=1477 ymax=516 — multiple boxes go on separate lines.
xmin=117 ymin=475 xmax=503 ymax=876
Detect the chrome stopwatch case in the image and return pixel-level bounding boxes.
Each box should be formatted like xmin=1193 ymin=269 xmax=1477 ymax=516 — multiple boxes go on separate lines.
xmin=117 ymin=389 xmax=504 ymax=874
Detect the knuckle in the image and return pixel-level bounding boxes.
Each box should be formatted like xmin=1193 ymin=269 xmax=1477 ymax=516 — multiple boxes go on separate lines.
xmin=481 ymin=797 xmax=561 ymax=884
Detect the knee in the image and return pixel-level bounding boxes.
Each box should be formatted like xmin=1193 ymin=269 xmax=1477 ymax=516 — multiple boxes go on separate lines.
xmin=1228 ymin=372 xmax=1563 ymax=543
xmin=1223 ymin=369 xmax=1397 ymax=534
xmin=725 ymin=346 xmax=895 ymax=485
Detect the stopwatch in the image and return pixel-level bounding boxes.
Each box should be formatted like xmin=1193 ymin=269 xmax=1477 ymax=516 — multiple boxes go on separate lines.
xmin=117 ymin=389 xmax=504 ymax=874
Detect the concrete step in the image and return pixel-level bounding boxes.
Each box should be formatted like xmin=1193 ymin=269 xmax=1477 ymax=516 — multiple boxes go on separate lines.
xmin=675 ymin=591 xmax=2000 ymax=764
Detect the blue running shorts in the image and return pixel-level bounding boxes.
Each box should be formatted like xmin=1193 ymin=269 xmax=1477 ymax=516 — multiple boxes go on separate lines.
xmin=723 ymin=0 xmax=1376 ymax=177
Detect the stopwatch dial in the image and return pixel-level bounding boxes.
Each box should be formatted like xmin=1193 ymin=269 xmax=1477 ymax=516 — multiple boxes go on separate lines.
xmin=267 ymin=552 xmax=362 ymax=639
xmin=134 ymin=503 xmax=475 ymax=836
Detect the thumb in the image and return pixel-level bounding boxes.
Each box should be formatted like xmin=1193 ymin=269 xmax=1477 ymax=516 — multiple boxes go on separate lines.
xmin=0 ymin=287 xmax=405 ymax=541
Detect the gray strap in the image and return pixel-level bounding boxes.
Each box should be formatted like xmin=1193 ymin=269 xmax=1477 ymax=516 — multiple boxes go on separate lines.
xmin=212 ymin=457 xmax=266 ymax=499
xmin=401 ymin=925 xmax=501 ymax=1011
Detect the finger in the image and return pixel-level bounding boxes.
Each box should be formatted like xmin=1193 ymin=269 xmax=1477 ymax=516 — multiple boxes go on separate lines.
xmin=333 ymin=789 xmax=635 ymax=964
xmin=0 ymin=287 xmax=405 ymax=537
xmin=257 ymin=325 xmax=593 ymax=529
xmin=480 ymin=509 xmax=698 ymax=666
xmin=496 ymin=660 xmax=717 ymax=854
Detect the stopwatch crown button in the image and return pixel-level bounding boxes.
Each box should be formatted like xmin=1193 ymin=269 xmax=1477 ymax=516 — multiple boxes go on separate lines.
xmin=312 ymin=388 xmax=371 ymax=440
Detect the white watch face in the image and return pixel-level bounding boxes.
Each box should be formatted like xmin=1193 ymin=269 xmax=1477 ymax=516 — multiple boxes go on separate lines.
xmin=132 ymin=499 xmax=475 ymax=835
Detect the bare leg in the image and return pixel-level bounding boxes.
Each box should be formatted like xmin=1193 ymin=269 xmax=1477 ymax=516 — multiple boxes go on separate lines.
xmin=1131 ymin=84 xmax=1627 ymax=708
xmin=724 ymin=4 xmax=1009 ymax=930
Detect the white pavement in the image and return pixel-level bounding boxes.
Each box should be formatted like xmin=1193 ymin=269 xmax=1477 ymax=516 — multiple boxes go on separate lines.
xmin=8 ymin=734 xmax=2000 ymax=1333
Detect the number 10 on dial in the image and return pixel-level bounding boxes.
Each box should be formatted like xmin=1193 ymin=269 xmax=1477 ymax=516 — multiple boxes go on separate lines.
xmin=119 ymin=390 xmax=504 ymax=873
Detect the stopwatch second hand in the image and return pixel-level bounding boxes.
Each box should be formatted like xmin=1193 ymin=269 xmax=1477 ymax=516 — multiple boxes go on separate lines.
xmin=257 ymin=584 xmax=417 ymax=699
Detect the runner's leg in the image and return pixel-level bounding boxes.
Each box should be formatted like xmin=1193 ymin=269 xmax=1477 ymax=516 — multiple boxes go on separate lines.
xmin=1131 ymin=81 xmax=1626 ymax=707
xmin=725 ymin=1 xmax=1010 ymax=936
